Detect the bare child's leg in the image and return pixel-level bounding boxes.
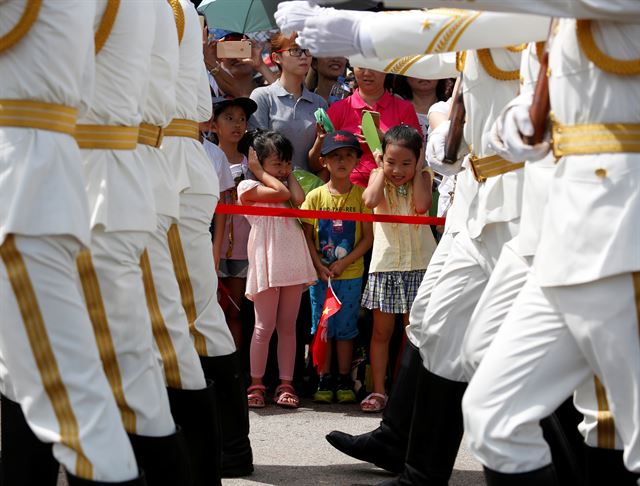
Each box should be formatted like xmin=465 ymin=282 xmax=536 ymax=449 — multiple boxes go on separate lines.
xmin=364 ymin=310 xmax=395 ymax=411
xmin=337 ymin=340 xmax=354 ymax=375
xmin=222 ymin=276 xmax=246 ymax=349
xmin=274 ymin=284 xmax=305 ymax=408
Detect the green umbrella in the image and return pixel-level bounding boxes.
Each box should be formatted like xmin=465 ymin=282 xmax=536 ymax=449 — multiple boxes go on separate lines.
xmin=197 ymin=0 xmax=278 ymax=34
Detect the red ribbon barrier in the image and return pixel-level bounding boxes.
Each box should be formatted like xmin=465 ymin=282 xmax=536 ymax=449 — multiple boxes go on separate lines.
xmin=215 ymin=204 xmax=446 ymax=226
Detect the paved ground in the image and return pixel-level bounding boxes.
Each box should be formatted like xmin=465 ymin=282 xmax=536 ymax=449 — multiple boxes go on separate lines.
xmin=222 ymin=399 xmax=485 ymax=486
xmin=53 ymin=399 xmax=484 ymax=486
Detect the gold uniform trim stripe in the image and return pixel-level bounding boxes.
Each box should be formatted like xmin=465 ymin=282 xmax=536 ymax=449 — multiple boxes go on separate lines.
xmin=166 ymin=225 xmax=208 ymax=356
xmin=425 ymin=14 xmax=458 ymax=54
xmin=383 ymin=55 xmax=424 ymax=76
xmin=140 ymin=250 xmax=182 ymax=389
xmin=76 ymin=250 xmax=137 ymax=433
xmin=0 ymin=0 xmax=41 ymax=53
xmin=447 ymin=11 xmax=482 ymax=52
xmin=468 ymin=154 xmax=524 ymax=183
xmin=138 ymin=123 xmax=164 ymax=148
xmin=594 ymin=376 xmax=616 ymax=449
xmin=423 ymin=9 xmax=480 ymax=55
xmin=0 ymin=235 xmax=93 ymax=478
xmin=0 ymin=99 xmax=78 ymax=136
xmin=477 ymin=49 xmax=520 ymax=81
xmin=167 ymin=0 xmax=185 ymax=45
xmin=456 ymin=51 xmax=467 ymax=72
xmin=506 ymin=44 xmax=527 ymax=53
xmin=164 ymin=118 xmax=200 ymax=140
xmin=577 ymin=20 xmax=640 ymax=76
xmin=552 ymin=122 xmax=640 ymax=157
xmin=94 ymin=0 xmax=120 ymax=55
xmin=75 ymin=124 xmax=139 ymax=150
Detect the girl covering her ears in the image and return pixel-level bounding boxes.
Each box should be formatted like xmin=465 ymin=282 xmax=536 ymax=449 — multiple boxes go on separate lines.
xmin=237 ymin=130 xmax=317 ymax=410
xmin=360 ymin=125 xmax=438 ymax=413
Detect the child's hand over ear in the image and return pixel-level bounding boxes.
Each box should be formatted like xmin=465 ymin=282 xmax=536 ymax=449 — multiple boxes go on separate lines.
xmin=248 ymin=148 xmax=264 ymax=180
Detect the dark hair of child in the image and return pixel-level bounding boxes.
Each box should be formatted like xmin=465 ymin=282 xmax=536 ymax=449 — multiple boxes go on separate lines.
xmin=207 ymin=104 xmax=254 ymax=152
xmin=250 ymin=129 xmax=294 ymax=164
xmin=382 ymin=125 xmax=424 ymax=161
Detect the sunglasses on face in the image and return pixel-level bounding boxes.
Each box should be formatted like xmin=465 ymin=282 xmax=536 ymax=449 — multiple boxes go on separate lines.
xmin=275 ymin=47 xmax=312 ymax=57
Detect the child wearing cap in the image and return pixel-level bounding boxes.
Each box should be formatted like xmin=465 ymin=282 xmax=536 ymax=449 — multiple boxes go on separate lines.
xmin=301 ymin=130 xmax=374 ymax=404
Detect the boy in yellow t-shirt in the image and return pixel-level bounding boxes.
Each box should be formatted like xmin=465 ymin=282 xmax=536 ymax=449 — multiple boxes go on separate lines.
xmin=302 ymin=131 xmax=374 ymax=403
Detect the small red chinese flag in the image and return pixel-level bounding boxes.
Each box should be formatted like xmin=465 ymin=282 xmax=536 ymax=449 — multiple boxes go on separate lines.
xmin=312 ymin=278 xmax=342 ymax=368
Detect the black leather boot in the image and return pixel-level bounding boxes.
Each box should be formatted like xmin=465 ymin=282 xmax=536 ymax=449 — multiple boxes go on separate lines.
xmin=200 ymin=353 xmax=254 ymax=477
xmin=66 ymin=471 xmax=147 ymax=485
xmin=325 ymin=341 xmax=422 ymax=473
xmin=540 ymin=397 xmax=585 ymax=486
xmin=484 ymin=464 xmax=558 ymax=485
xmin=128 ymin=426 xmax=193 ymax=486
xmin=584 ymin=445 xmax=640 ymax=486
xmin=1 ymin=394 xmax=59 ymax=486
xmin=379 ymin=367 xmax=467 ymax=486
xmin=167 ymin=380 xmax=222 ymax=485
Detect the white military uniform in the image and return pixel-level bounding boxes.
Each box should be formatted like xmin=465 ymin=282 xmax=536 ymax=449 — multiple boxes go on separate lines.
xmin=138 ymin=0 xmax=207 ymax=391
xmin=416 ymin=46 xmax=527 ymax=381
xmin=458 ymin=2 xmax=640 ymax=475
xmin=161 ymin=0 xmax=235 ymax=359
xmin=461 ymin=42 xmax=625 ymax=452
xmin=0 ymin=1 xmax=138 ymax=481
xmin=76 ymin=0 xmax=174 ymax=437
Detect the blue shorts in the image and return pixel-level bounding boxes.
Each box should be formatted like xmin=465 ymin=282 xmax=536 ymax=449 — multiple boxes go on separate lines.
xmin=310 ymin=277 xmax=362 ymax=340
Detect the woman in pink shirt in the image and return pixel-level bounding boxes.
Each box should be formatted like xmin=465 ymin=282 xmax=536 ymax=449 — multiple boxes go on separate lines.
xmin=327 ymin=67 xmax=421 ymax=187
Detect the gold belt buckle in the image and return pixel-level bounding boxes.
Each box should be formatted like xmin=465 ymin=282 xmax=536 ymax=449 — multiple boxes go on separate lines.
xmin=468 ymin=154 xmax=486 ymax=183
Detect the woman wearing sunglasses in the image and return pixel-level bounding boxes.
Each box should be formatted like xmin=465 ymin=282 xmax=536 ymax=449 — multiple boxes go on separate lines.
xmin=249 ymin=33 xmax=328 ymax=175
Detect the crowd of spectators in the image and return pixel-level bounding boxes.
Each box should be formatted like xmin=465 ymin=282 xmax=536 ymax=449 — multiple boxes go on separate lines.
xmin=200 ymin=28 xmax=455 ymax=412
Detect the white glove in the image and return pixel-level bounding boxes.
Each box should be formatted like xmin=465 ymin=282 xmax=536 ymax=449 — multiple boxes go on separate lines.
xmin=274 ymin=1 xmax=330 ymax=36
xmin=489 ymin=95 xmax=551 ymax=162
xmin=296 ymin=10 xmax=376 ymax=57
xmin=426 ymin=121 xmax=466 ymax=177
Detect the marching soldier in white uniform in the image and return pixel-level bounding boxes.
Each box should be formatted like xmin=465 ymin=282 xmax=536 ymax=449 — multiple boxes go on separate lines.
xmin=463 ymin=39 xmax=637 ymax=485
xmin=161 ymin=0 xmax=253 ymax=478
xmin=75 ymin=1 xmax=191 ymax=483
xmin=429 ymin=1 xmax=640 ymax=484
xmin=136 ymin=1 xmax=224 ymax=485
xmin=276 ymin=5 xmax=553 ymax=484
xmin=0 ymin=1 xmax=142 ymax=484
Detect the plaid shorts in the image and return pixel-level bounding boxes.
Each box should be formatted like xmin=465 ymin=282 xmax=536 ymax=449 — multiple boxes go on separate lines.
xmin=361 ymin=270 xmax=426 ymax=314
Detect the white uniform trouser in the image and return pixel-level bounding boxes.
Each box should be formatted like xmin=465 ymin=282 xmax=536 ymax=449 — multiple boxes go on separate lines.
xmin=0 ymin=234 xmax=138 ymax=481
xmin=462 ymin=239 xmax=625 ymax=449
xmin=419 ymin=220 xmax=518 ymax=381
xmin=79 ymin=229 xmax=175 ymax=437
xmin=143 ymin=215 xmax=207 ymax=390
xmin=407 ymin=232 xmax=454 ymax=346
xmin=172 ymin=193 xmax=235 ymax=357
xmin=461 ymin=239 xmax=531 ymax=378
xmin=463 ymin=271 xmax=640 ymax=474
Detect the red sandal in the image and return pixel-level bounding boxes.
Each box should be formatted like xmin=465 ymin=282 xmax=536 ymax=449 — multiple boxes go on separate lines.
xmin=247 ymin=384 xmax=266 ymax=409
xmin=274 ymin=384 xmax=299 ymax=409
xmin=360 ymin=392 xmax=388 ymax=413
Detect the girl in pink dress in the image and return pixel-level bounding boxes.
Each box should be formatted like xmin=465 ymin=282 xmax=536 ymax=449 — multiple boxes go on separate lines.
xmin=237 ymin=131 xmax=317 ymax=409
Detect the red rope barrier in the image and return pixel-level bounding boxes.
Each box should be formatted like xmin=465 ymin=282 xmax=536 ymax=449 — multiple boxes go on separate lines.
xmin=215 ymin=204 xmax=446 ymax=226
